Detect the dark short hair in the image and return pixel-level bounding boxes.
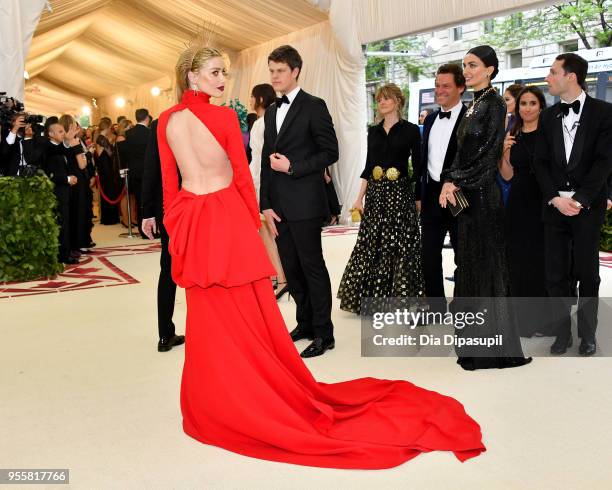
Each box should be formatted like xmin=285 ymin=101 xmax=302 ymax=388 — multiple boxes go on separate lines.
xmin=268 ymin=45 xmax=303 ymax=79
xmin=251 ymin=83 xmax=276 ymax=110
xmin=556 ymin=53 xmax=588 ymax=87
xmin=436 ymin=63 xmax=466 ymax=93
xmin=117 ymin=115 xmax=126 ymax=123
xmin=135 ymin=108 xmax=150 ymax=123
xmin=511 ymin=85 xmax=547 ymax=137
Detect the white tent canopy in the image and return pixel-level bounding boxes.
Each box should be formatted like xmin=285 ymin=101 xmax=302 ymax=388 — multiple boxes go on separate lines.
xmin=2 ymin=0 xmax=552 ymax=214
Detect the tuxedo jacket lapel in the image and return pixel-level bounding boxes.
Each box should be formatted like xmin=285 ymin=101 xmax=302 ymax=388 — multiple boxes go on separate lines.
xmin=552 ymin=105 xmax=568 ymax=167
xmin=567 ymin=96 xmax=591 ymax=171
xmin=276 ymin=90 xmax=305 ymax=146
xmin=443 ymin=104 xmax=467 ymax=167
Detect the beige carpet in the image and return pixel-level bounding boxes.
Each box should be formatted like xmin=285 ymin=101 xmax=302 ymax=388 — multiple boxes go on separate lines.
xmin=2 ymin=223 xmax=612 ymax=489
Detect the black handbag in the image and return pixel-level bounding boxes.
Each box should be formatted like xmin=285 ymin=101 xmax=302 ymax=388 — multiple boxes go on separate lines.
xmin=448 ymin=189 xmax=469 ymax=217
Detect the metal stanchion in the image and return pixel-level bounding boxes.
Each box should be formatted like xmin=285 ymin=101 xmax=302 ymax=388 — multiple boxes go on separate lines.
xmin=119 ymin=167 xmax=138 ymax=239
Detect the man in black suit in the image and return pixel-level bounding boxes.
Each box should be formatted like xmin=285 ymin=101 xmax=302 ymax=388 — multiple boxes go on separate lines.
xmin=141 ymin=119 xmax=184 ymax=353
xmin=534 ymin=53 xmax=612 ymax=356
xmin=261 ymin=45 xmax=339 ymax=358
xmin=415 ymin=64 xmax=467 ymax=316
xmin=43 ymin=121 xmax=82 ymax=264
xmin=124 ymin=108 xmax=151 ymax=237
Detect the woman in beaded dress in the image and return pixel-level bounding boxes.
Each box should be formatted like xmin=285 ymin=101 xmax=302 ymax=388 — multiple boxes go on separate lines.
xmin=338 ymin=83 xmax=424 ymax=315
xmin=439 ymin=46 xmax=532 ymax=371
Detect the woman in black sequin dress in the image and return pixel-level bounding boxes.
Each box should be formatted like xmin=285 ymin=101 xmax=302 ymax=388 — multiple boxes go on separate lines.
xmin=439 ymin=46 xmax=532 ymax=370
xmin=338 ymin=84 xmax=424 ymax=314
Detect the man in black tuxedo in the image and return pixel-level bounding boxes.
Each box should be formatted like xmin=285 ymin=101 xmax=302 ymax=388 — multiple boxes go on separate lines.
xmin=415 ymin=64 xmax=467 ymax=315
xmin=141 ymin=119 xmax=184 ymax=353
xmin=261 ymin=45 xmax=339 ymax=358
xmin=43 ymin=121 xmax=82 ymax=264
xmin=534 ymin=53 xmax=612 ymax=356
xmin=124 ymin=108 xmax=151 ymax=237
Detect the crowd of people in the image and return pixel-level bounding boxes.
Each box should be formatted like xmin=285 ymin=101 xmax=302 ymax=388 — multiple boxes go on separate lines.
xmin=2 ymin=32 xmax=611 ymax=469
xmin=339 ymin=48 xmax=612 ymax=364
xmin=0 ymin=108 xmax=154 ymax=264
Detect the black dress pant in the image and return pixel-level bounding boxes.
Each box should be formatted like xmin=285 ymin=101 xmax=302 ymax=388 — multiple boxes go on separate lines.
xmin=158 ymin=221 xmax=177 ymax=340
xmin=276 ymin=216 xmax=334 ymax=342
xmin=55 ymin=190 xmax=71 ymax=262
xmin=544 ymin=209 xmax=604 ymax=341
xmin=420 ymin=179 xmax=458 ymax=314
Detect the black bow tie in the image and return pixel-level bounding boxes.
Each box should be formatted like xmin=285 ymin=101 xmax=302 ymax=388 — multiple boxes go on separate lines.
xmin=560 ymin=100 xmax=580 ymax=116
xmin=438 ymin=111 xmax=451 ymax=119
xmin=276 ymin=95 xmax=290 ymax=107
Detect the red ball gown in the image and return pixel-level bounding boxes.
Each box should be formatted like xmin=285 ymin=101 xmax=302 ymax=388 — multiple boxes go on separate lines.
xmin=157 ymin=89 xmax=485 ymax=469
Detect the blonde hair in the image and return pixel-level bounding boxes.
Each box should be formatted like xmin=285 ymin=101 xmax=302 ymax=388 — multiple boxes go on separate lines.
xmin=116 ymin=119 xmax=133 ymax=138
xmin=59 ymin=114 xmax=75 ymax=132
xmin=175 ymin=46 xmax=224 ymax=100
xmin=375 ymin=83 xmax=406 ymax=122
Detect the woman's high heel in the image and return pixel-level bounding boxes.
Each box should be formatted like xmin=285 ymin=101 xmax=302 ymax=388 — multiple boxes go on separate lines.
xmin=275 ymin=283 xmax=290 ymax=301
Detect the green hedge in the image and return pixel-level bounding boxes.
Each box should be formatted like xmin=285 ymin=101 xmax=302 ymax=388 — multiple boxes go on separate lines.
xmin=0 ymin=175 xmax=63 ymax=282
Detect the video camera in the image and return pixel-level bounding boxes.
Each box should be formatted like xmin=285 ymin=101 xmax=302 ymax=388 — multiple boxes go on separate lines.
xmin=0 ymin=92 xmax=44 ymax=131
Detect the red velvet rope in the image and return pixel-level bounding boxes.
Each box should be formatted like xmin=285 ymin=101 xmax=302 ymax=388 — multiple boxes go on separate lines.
xmin=95 ymin=175 xmax=126 ymax=205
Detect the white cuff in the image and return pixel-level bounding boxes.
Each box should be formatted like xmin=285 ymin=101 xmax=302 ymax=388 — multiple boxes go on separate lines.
xmin=6 ymin=132 xmax=17 ymax=145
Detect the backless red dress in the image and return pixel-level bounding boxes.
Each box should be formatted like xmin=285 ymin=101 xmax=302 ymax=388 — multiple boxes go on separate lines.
xmin=157 ymin=89 xmax=485 ymax=469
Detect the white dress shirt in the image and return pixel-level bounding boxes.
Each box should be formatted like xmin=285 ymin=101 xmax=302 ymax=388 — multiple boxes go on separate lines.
xmin=427 ymin=101 xmax=463 ymax=182
xmin=249 ymin=117 xmax=265 ymax=203
xmin=561 ymin=90 xmax=586 ymax=163
xmin=275 ymin=86 xmax=301 ymax=133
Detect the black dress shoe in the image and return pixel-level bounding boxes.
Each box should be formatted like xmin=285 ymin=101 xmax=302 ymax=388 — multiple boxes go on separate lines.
xmin=289 ymin=325 xmax=314 ymax=342
xmin=550 ymin=334 xmax=573 ymax=355
xmin=579 ymin=339 xmax=596 ymax=356
xmin=300 ymin=338 xmax=335 ymax=358
xmin=158 ymin=334 xmax=185 ymax=352
xmin=62 ymin=257 xmax=79 ymax=265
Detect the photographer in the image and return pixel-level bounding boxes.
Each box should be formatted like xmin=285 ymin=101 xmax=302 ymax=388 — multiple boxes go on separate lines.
xmin=1 ymin=106 xmax=45 ymax=177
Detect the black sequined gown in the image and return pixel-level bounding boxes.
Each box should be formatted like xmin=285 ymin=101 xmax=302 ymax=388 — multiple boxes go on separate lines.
xmin=338 ymin=120 xmax=424 ymax=315
xmin=441 ymin=87 xmax=531 ymax=370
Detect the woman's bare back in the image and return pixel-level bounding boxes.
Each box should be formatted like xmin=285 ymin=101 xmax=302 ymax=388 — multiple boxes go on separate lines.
xmin=166 ymin=109 xmax=233 ymax=195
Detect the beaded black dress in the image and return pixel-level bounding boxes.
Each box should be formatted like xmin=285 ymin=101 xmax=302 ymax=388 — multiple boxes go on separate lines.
xmin=441 ymin=87 xmax=531 ymax=370
xmin=338 ymin=119 xmax=424 ymax=315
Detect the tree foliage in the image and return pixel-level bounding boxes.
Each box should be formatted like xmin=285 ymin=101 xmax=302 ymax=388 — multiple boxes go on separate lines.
xmin=365 ymin=38 xmax=433 ymax=82
xmin=482 ymin=0 xmax=611 ymax=50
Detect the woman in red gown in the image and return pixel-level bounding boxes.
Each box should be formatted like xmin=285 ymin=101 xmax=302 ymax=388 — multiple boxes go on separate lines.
xmin=157 ymin=44 xmax=485 ymax=469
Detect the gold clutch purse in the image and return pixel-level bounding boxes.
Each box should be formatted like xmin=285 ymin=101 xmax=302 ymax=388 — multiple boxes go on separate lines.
xmin=448 ymin=189 xmax=469 ymax=217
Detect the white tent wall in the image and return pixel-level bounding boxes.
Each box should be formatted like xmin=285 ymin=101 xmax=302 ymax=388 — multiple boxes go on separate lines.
xmin=0 ymin=0 xmax=47 ymax=100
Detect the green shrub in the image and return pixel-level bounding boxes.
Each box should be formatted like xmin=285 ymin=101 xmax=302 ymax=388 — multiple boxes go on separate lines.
xmin=0 ymin=175 xmax=63 ymax=282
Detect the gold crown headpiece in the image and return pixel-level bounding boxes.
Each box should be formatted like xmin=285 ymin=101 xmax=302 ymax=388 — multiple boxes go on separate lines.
xmin=181 ymin=20 xmax=218 ymax=73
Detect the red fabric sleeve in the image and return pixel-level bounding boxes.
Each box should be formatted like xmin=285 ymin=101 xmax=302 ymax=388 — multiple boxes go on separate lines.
xmin=225 ymin=111 xmax=261 ymax=229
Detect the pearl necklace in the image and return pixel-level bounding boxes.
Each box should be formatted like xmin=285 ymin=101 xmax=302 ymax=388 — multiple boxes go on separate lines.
xmin=465 ymin=87 xmax=495 ymax=118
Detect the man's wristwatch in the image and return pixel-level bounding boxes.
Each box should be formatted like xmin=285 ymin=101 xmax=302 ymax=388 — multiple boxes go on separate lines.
xmin=287 ymin=164 xmax=293 ymax=176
